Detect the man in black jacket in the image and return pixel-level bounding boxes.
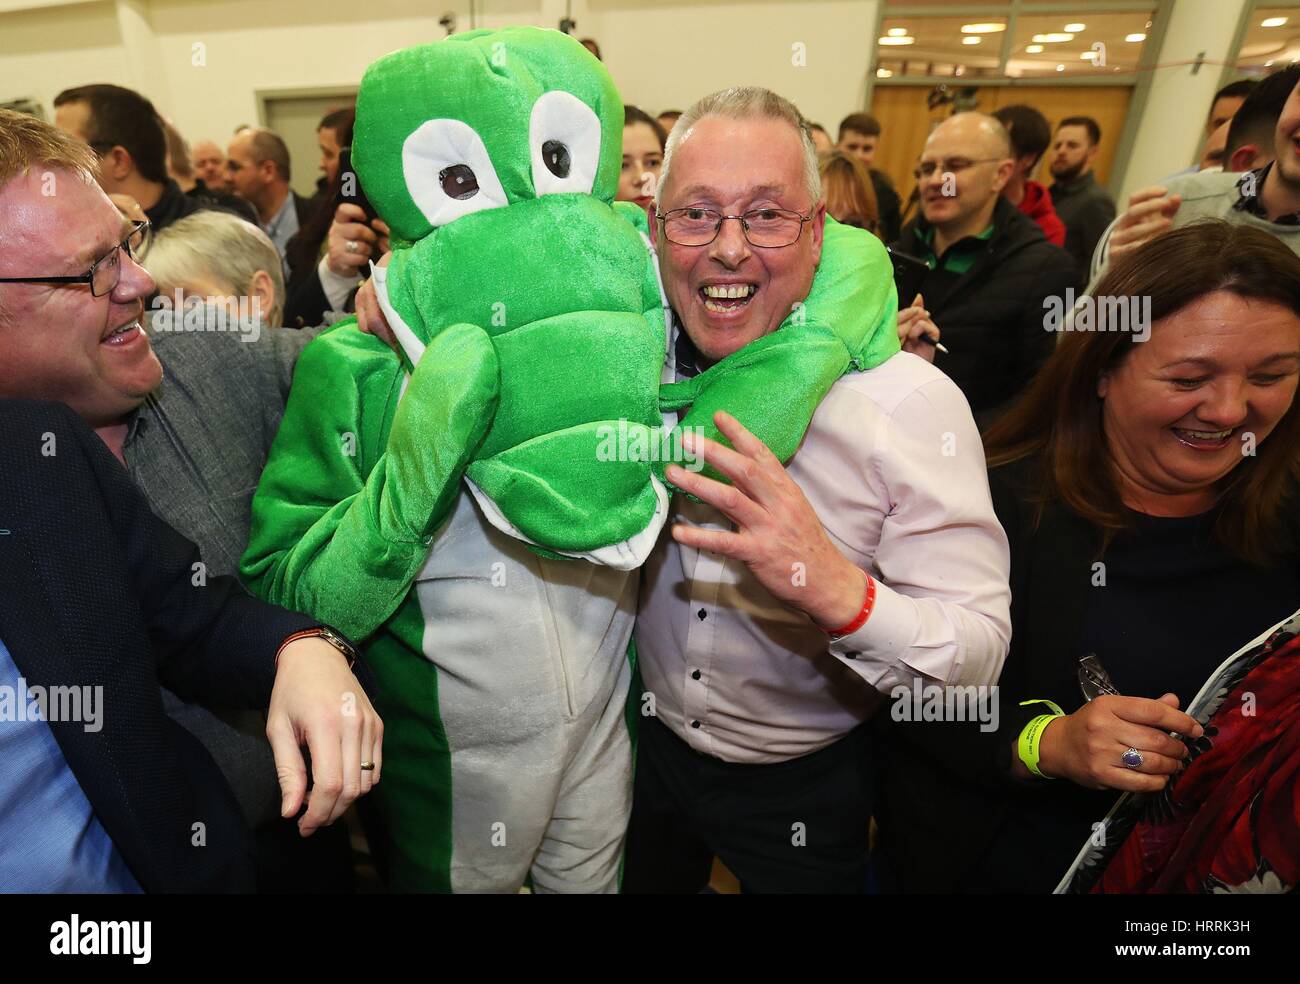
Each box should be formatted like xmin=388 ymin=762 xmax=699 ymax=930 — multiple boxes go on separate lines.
xmin=1048 ymin=116 xmax=1117 ymax=278
xmin=891 ymin=112 xmax=1080 ymax=424
xmin=0 ymin=105 xmax=355 ymax=889
xmin=54 ymin=84 xmax=245 ymax=235
xmin=0 ymin=400 xmax=383 ymax=892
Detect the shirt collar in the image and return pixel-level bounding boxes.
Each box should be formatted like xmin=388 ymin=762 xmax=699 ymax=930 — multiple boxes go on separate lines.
xmin=263 ymin=190 xmax=296 ymax=235
xmin=917 ymin=213 xmax=996 ymax=262
xmin=673 ymin=313 xmax=705 ymax=379
xmin=1054 ymin=171 xmax=1095 ymax=195
xmin=1232 ymin=162 xmax=1300 ymax=225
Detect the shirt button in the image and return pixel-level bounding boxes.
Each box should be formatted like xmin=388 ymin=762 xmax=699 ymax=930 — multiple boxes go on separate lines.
xmin=691 ymin=720 xmax=701 ymax=729
xmin=691 ymin=669 xmax=701 ymax=681
xmin=697 ymin=608 xmax=707 ymax=620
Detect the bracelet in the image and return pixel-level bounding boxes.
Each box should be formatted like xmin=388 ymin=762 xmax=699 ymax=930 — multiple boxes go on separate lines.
xmin=276 ymin=626 xmax=359 ymax=670
xmin=1017 ymin=705 xmax=1064 ymax=778
xmin=823 ymin=569 xmax=876 ymax=637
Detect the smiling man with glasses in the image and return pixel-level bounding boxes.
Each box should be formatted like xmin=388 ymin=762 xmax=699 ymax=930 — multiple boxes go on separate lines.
xmin=0 ymin=110 xmax=384 ymax=894
xmin=0 ymin=108 xmax=361 ymax=891
xmin=622 ymin=88 xmax=1011 ymax=893
xmin=891 ymin=112 xmax=1080 ymax=425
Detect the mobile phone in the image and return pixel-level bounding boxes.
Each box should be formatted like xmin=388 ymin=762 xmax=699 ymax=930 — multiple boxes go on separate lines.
xmin=336 ymin=147 xmax=378 ymax=224
xmin=886 ymin=245 xmax=931 ymax=311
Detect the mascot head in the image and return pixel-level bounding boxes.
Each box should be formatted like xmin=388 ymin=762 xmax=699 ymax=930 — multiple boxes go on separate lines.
xmin=352 ymin=27 xmax=624 ymax=245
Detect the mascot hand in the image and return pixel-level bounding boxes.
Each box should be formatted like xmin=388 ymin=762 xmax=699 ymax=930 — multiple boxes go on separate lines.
xmin=381 ymin=322 xmax=500 ymax=542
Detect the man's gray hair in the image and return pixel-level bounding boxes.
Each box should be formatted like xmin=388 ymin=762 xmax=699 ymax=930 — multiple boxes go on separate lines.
xmin=660 ymin=86 xmax=822 ymax=204
xmin=145 ymin=210 xmax=285 ymax=326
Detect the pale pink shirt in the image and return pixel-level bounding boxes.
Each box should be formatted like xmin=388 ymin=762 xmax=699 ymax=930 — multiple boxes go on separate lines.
xmin=635 ymin=350 xmax=1012 ymax=764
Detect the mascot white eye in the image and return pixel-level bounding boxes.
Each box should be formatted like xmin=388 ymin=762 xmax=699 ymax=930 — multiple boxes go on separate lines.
xmin=529 ymin=90 xmax=601 ymax=196
xmin=402 ymin=119 xmax=508 ymax=227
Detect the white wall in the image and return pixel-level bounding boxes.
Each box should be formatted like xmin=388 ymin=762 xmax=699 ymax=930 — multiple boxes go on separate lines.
xmin=1 ymin=2 xmax=130 ymax=111
xmin=0 ymin=0 xmax=879 ymax=164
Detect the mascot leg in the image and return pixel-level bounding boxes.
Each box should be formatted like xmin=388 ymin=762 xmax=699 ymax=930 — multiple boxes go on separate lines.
xmin=530 ymin=652 xmax=634 ymax=893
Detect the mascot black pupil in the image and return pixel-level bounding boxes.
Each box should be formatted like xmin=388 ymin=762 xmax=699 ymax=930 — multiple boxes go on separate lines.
xmin=439 ymin=164 xmax=479 ymax=199
xmin=543 ymin=140 xmax=571 ymax=178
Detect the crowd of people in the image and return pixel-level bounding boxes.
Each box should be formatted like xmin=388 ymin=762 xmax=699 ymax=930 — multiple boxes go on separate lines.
xmin=0 ymin=27 xmax=1297 ymax=894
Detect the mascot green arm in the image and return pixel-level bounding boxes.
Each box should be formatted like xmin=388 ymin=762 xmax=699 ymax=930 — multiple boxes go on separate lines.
xmin=240 ymin=322 xmax=498 ymax=640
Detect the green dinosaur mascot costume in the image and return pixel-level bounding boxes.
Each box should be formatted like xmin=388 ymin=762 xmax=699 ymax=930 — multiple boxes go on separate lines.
xmin=242 ymin=26 xmax=898 ymax=893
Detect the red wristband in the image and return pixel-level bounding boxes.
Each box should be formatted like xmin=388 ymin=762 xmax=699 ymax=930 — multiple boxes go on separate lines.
xmin=276 ymin=627 xmax=359 ymax=670
xmin=824 ymin=570 xmax=876 ymax=637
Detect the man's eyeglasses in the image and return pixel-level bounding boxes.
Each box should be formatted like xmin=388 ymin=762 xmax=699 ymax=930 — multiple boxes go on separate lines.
xmin=656 ymin=207 xmax=813 ymax=248
xmin=913 ymin=158 xmax=1003 ymax=180
xmin=0 ymin=219 xmax=150 ymax=298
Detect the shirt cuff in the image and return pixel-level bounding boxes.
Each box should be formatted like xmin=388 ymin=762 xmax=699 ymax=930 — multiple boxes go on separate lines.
xmin=830 ymin=576 xmax=975 ymax=694
xmin=317 ymin=256 xmax=363 ymax=312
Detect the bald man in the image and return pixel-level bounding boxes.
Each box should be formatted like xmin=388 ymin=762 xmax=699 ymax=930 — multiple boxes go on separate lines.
xmin=891 ymin=112 xmax=1079 ymax=423
xmin=226 ymin=127 xmax=311 ymax=271
xmin=193 ymin=139 xmax=232 ymax=194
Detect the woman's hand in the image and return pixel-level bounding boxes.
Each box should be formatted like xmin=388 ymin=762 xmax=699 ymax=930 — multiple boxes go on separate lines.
xmin=1032 ymin=694 xmax=1203 ymax=792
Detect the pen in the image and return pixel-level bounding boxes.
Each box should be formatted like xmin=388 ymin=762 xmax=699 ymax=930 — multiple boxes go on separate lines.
xmin=920 ymin=332 xmax=949 ymax=356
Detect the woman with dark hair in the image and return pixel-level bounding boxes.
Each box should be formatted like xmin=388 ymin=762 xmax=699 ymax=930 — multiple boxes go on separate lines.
xmin=875 ymin=220 xmax=1300 ymax=893
xmin=619 ymin=104 xmax=666 ymax=213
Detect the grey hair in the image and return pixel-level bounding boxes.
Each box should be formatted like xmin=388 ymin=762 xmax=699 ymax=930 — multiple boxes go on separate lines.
xmin=659 ymin=86 xmax=822 ymax=205
xmin=145 ymin=210 xmax=284 ymax=326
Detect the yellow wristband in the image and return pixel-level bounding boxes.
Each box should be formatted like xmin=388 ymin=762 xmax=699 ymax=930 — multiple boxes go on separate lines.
xmin=1017 ymin=713 xmax=1061 ymax=778
xmin=1020 ymin=697 xmax=1065 ymax=716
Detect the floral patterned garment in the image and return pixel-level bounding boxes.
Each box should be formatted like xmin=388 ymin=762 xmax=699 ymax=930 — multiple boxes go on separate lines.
xmin=1058 ymin=609 xmax=1300 ymax=894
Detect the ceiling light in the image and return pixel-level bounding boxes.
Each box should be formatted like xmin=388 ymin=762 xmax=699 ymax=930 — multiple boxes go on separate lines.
xmin=960 ymin=23 xmax=1006 ymax=34
xmin=1262 ymin=17 xmax=1289 ymax=28
xmin=887 ymin=27 xmax=908 ymax=37
xmin=1025 ymin=44 xmax=1044 ymax=53
xmin=1064 ymin=23 xmax=1086 ymax=33
xmin=1125 ymin=33 xmax=1146 ymax=42
xmin=963 ymin=36 xmax=981 ymax=46
xmin=1032 ymin=33 xmax=1075 ymax=43
xmin=1056 ymin=64 xmax=1065 ymax=72
xmin=876 ymin=67 xmax=894 ymax=78
xmin=879 ymin=36 xmax=915 ymax=46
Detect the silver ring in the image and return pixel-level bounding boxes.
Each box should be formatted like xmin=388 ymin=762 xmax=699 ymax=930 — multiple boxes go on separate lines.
xmin=345 ymin=240 xmax=359 ymax=254
xmin=1121 ymin=747 xmax=1144 ymax=770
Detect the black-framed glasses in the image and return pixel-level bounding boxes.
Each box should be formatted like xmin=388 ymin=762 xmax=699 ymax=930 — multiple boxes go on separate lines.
xmin=913 ymin=157 xmax=1004 ymax=180
xmin=0 ymin=219 xmax=150 ymax=298
xmin=656 ymin=206 xmax=813 ymax=248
